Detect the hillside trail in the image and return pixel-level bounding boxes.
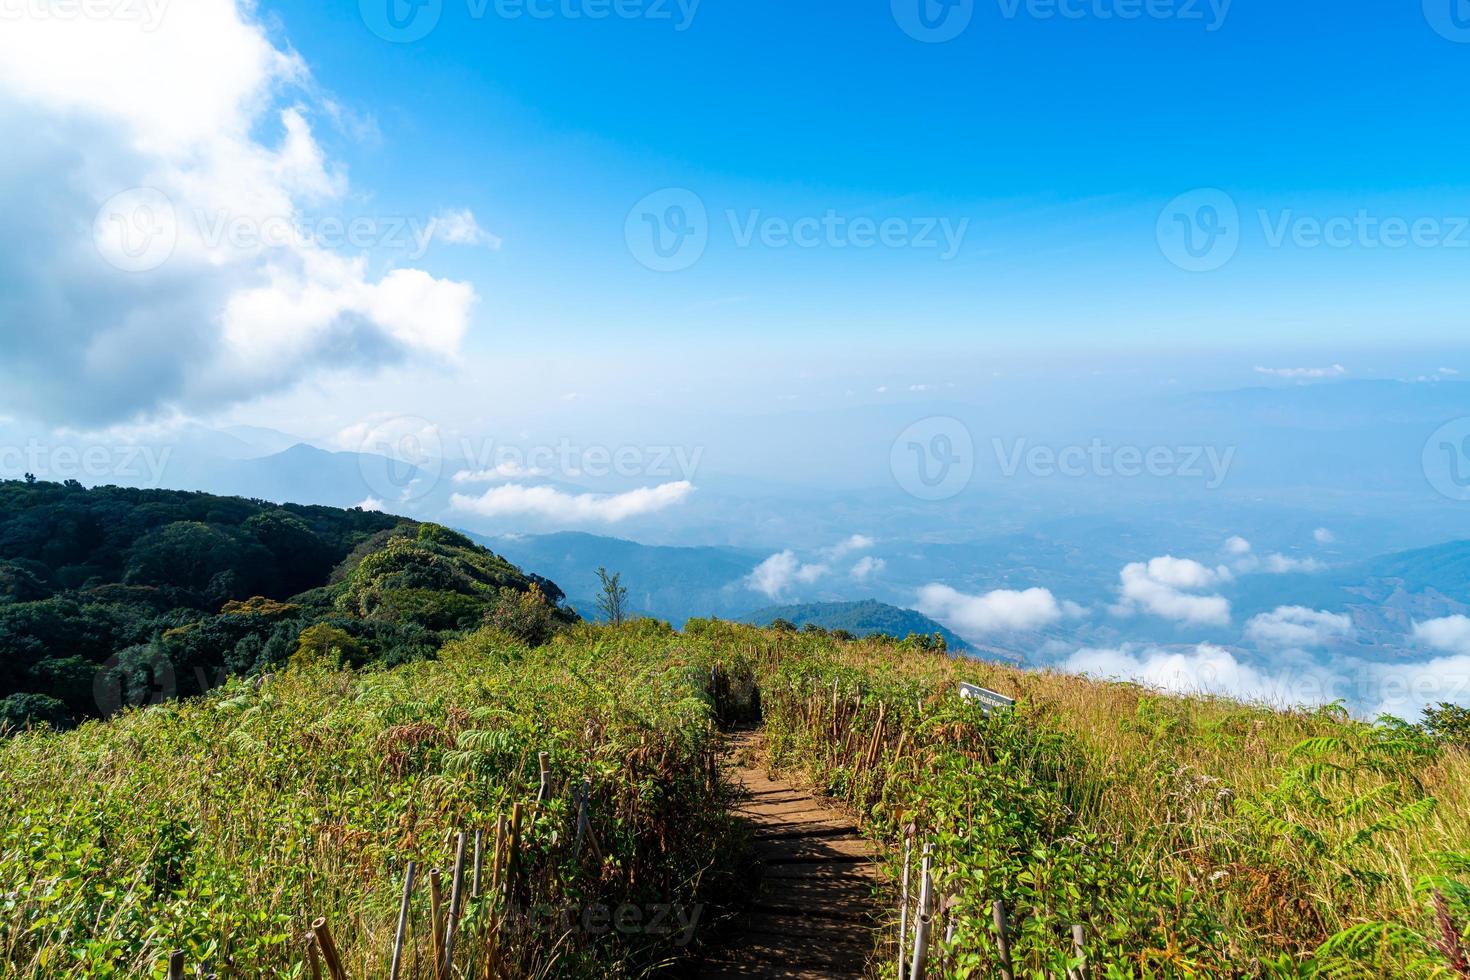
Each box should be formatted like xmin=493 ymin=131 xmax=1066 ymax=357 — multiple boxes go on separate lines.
xmin=698 ymin=730 xmax=881 ymax=979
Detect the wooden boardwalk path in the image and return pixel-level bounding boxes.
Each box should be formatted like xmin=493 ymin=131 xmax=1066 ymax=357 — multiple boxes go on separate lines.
xmin=699 ymin=731 xmax=880 ymax=979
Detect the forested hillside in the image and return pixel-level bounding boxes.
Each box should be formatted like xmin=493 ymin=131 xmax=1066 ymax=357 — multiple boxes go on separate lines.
xmin=0 ymin=480 xmax=570 ymax=729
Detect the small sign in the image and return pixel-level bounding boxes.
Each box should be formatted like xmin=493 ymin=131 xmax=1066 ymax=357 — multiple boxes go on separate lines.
xmin=959 ymin=683 xmax=1015 ymax=715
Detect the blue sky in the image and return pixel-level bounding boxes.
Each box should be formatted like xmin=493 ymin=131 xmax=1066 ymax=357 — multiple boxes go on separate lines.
xmin=246 ymin=0 xmax=1470 ymax=358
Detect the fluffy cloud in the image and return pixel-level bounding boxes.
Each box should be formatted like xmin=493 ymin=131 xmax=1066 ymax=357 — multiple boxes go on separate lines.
xmin=746 ymin=551 xmax=829 ymax=600
xmin=1414 ymin=615 xmax=1470 ymax=655
xmin=0 ymin=0 xmax=479 ymax=424
xmin=1115 ymin=557 xmax=1232 ymax=626
xmin=450 ymin=481 xmax=694 ymax=523
xmin=917 ymin=584 xmax=1080 ymax=638
xmin=1065 ymin=644 xmax=1299 ymax=702
xmin=1223 ymin=538 xmax=1327 ymax=575
xmin=1246 ymin=607 xmax=1354 ymax=649
xmin=1253 ymin=364 xmax=1347 ymax=380
xmin=355 ymin=497 xmax=385 ymax=512
xmin=851 ymin=556 xmax=886 ymax=581
xmin=453 ymin=462 xmax=551 ymax=482
xmin=827 ymin=534 xmax=875 ymax=558
xmin=1314 ymin=528 xmax=1337 ymax=545
xmin=430 ymin=209 xmax=501 ymax=248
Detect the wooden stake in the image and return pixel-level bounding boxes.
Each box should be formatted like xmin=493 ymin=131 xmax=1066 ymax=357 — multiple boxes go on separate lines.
xmin=908 ymin=844 xmax=933 ymax=980
xmin=167 ymin=951 xmax=185 ymax=980
xmin=305 ymin=935 xmax=323 ymax=980
xmin=1068 ymin=923 xmax=1087 ymax=980
xmin=992 ymin=899 xmax=1014 ymax=980
xmin=536 ymin=752 xmax=551 ymax=804
xmin=507 ymin=803 xmax=524 ymax=898
xmin=491 ymin=812 xmax=507 ymax=894
xmin=444 ymin=833 xmax=468 ymax=976
xmin=310 ymin=918 xmax=347 ymax=980
xmin=574 ymin=776 xmax=591 ymax=858
xmin=389 ymin=861 xmax=416 ymax=980
xmin=428 ymin=869 xmax=445 ymax=977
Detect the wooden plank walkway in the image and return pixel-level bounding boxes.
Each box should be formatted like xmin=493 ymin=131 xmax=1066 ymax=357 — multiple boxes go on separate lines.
xmin=699 ymin=731 xmax=880 ymax=979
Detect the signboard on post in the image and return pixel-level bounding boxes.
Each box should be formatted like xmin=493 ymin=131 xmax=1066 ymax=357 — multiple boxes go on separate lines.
xmin=959 ymin=683 xmax=1015 ymax=716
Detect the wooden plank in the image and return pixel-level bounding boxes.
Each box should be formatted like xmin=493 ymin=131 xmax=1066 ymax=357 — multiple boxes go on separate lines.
xmin=756 ymin=835 xmax=875 ymax=862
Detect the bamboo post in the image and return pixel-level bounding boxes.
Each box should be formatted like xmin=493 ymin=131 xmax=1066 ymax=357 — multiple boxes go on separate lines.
xmin=908 ymin=843 xmax=933 ymax=980
xmin=428 ymin=869 xmax=445 ymax=976
xmin=444 ymin=833 xmax=468 ymax=975
xmin=491 ymin=812 xmax=507 ymax=894
xmin=992 ymin=899 xmax=1014 ymax=980
xmin=1068 ymin=923 xmax=1087 ymax=980
xmin=389 ymin=861 xmax=416 ymax=980
xmin=167 ymin=951 xmax=185 ymax=980
xmin=507 ymin=803 xmax=524 ymax=899
xmin=897 ymin=829 xmax=913 ymax=980
xmin=536 ymin=752 xmax=551 ymax=804
xmin=472 ymin=830 xmax=484 ymax=899
xmin=310 ymin=918 xmax=347 ymax=980
xmin=305 ymin=935 xmax=323 ymax=980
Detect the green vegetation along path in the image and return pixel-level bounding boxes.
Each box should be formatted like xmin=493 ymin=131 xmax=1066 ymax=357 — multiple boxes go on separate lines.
xmin=700 ymin=730 xmax=880 ymax=979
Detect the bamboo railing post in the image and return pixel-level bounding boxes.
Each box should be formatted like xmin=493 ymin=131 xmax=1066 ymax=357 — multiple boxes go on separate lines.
xmin=428 ymin=869 xmax=445 ymax=976
xmin=992 ymin=899 xmax=1014 ymax=980
xmin=507 ymin=802 xmax=524 ymax=900
xmin=536 ymin=752 xmax=551 ymax=804
xmin=310 ymin=918 xmax=347 ymax=980
xmin=908 ymin=843 xmax=933 ymax=980
xmin=444 ymin=833 xmax=468 ymax=975
xmin=305 ymin=935 xmax=323 ymax=980
xmin=491 ymin=812 xmax=507 ymax=894
xmin=389 ymin=861 xmax=416 ymax=980
xmin=167 ymin=951 xmax=185 ymax=980
xmin=1068 ymin=923 xmax=1087 ymax=980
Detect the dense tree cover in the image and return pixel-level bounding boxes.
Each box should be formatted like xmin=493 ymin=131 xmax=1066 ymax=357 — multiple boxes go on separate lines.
xmin=0 ymin=480 xmax=572 ymax=730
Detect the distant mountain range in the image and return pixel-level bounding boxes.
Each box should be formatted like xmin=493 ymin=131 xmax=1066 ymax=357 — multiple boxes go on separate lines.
xmin=743 ymin=600 xmax=968 ymax=651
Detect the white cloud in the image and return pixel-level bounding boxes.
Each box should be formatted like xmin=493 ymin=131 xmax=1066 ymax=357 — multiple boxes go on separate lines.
xmin=1064 ymin=643 xmax=1320 ymax=704
xmin=453 ymin=462 xmax=550 ymax=482
xmin=356 ymin=497 xmax=384 ymax=512
xmin=0 ymin=0 xmax=476 ymax=424
xmin=1414 ymin=616 xmax=1470 ymax=655
xmin=1246 ymin=607 xmax=1354 ymax=649
xmin=746 ymin=551 xmax=829 ymax=600
xmin=450 ymin=481 xmax=694 ymax=523
xmin=827 ymin=534 xmax=875 ymax=558
xmin=1263 ymin=554 xmax=1326 ymax=574
xmin=1115 ymin=556 xmax=1232 ymax=626
xmin=430 ymin=209 xmax=501 ymax=248
xmin=1253 ymin=364 xmax=1347 ymax=380
xmin=1225 ymin=536 xmax=1253 ymax=556
xmin=1314 ymin=528 xmax=1336 ymax=545
xmin=851 ymin=556 xmax=886 ymax=581
xmin=917 ymin=584 xmax=1078 ymax=638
